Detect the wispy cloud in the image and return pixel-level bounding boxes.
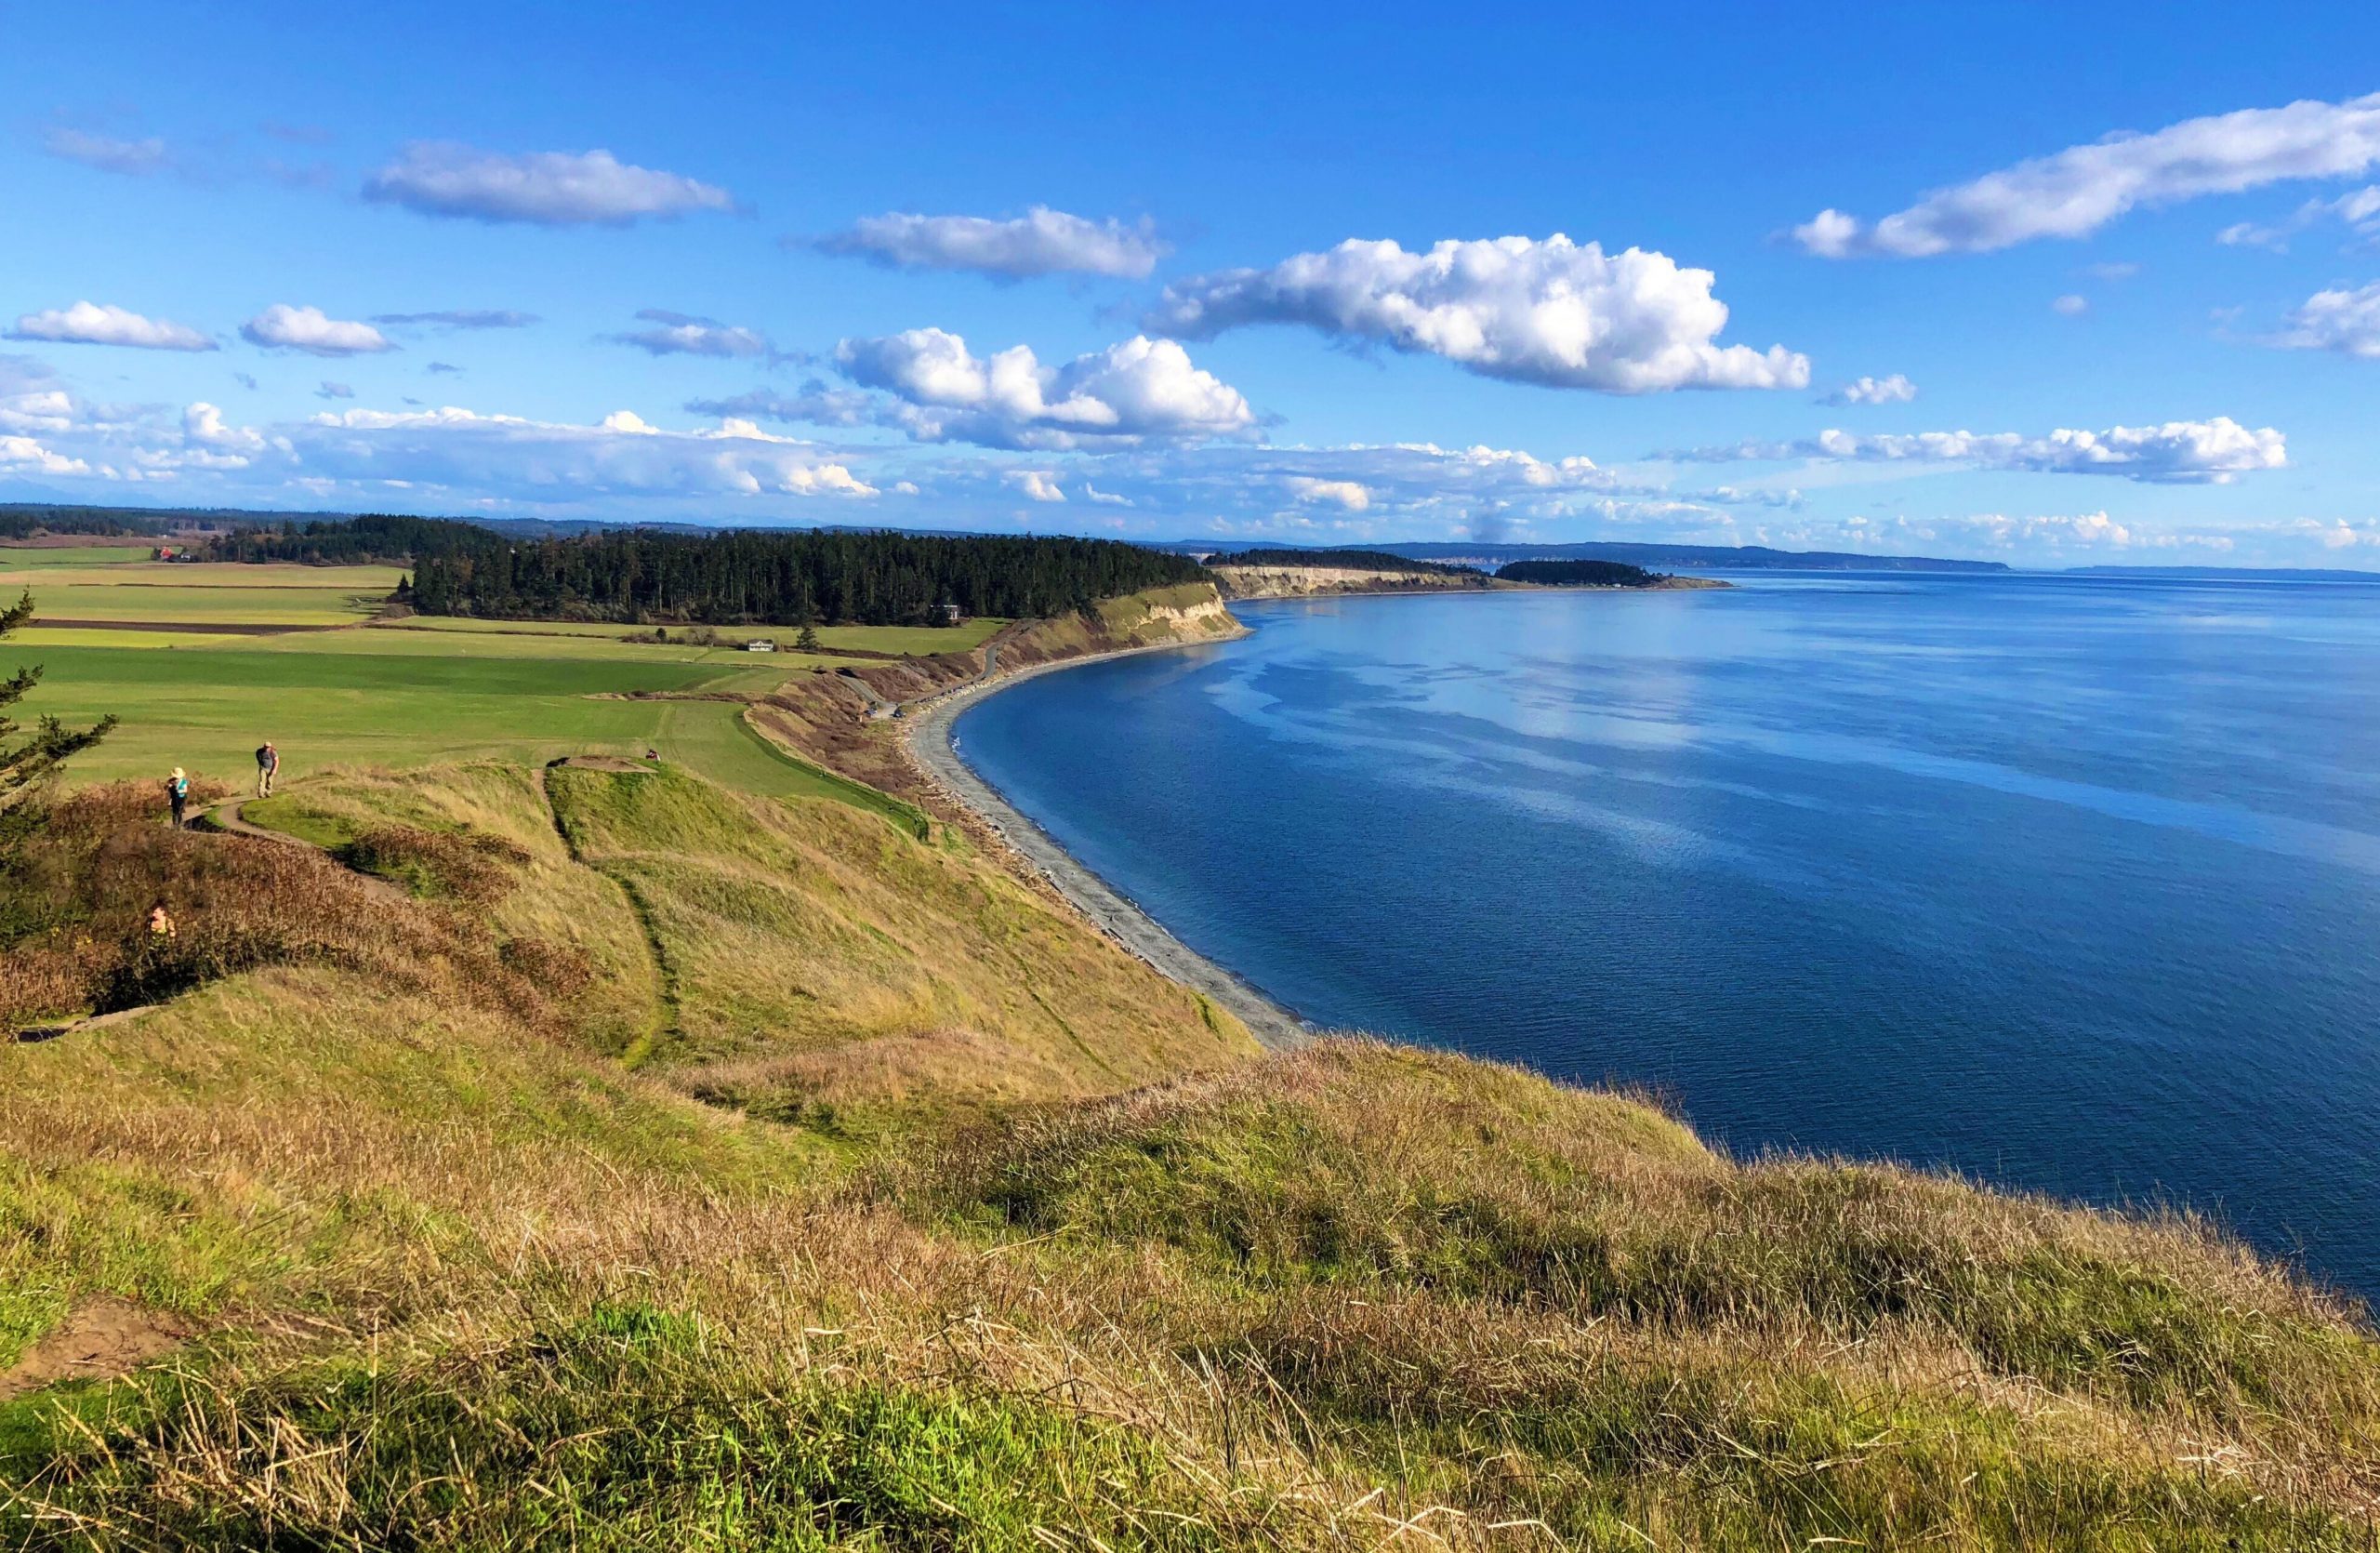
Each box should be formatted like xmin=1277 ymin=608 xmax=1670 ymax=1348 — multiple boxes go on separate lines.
xmin=817 ymin=206 xmax=1166 ymax=279
xmin=603 ymin=310 xmax=772 ymax=359
xmin=2215 ymin=185 xmax=2380 ymax=252
xmin=370 ymin=309 xmax=540 ymax=330
xmin=7 ymin=301 xmax=216 ymax=352
xmin=1658 ymin=418 xmax=2287 ymax=484
xmin=40 ymin=126 xmax=169 ymax=177
xmin=1796 ymin=92 xmax=2380 ymax=257
xmin=362 ymin=142 xmax=735 ymax=226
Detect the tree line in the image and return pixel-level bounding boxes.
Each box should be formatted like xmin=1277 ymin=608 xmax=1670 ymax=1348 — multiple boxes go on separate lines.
xmin=1494 ymin=559 xmax=1661 ymax=587
xmin=1214 ymin=548 xmax=1475 ymax=575
xmin=213 ymin=516 xmax=1210 ymax=626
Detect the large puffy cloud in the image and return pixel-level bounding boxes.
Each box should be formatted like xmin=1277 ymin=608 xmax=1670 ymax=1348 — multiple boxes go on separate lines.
xmin=8 ymin=301 xmax=216 ymax=352
xmin=0 ymin=390 xmax=75 ymax=435
xmin=1660 ymin=417 xmax=2287 ymax=484
xmin=241 ymin=305 xmax=394 ymax=357
xmin=817 ymin=206 xmax=1165 ymax=279
xmin=0 ymin=434 xmax=88 ymax=476
xmin=41 ymin=127 xmax=168 ymax=176
xmin=604 ymin=310 xmax=771 ymax=359
xmin=1145 ymin=234 xmax=1807 ymax=392
xmin=362 ymin=143 xmax=735 ymax=226
xmin=1822 ymin=373 xmax=1917 ymax=405
xmin=832 ymin=329 xmax=1254 ymax=448
xmin=2272 ymin=282 xmax=2380 ymax=358
xmin=1797 ymin=92 xmax=2380 ymax=258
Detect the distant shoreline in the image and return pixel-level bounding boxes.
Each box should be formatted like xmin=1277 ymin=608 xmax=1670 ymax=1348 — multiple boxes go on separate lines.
xmin=900 ymin=628 xmax=1314 ymax=1051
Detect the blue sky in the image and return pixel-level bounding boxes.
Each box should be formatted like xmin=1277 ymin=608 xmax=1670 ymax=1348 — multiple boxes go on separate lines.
xmin=6 ymin=1 xmax=2379 ymax=565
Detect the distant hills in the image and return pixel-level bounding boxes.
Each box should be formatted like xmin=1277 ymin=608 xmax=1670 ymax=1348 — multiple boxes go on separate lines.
xmin=13 ymin=499 xmax=2379 ymax=579
xmin=1169 ymin=538 xmax=2010 ymax=573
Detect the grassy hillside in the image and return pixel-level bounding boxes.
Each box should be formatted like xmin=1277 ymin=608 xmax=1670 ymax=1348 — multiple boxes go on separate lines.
xmin=4 ymin=761 xmax=2376 ymax=1547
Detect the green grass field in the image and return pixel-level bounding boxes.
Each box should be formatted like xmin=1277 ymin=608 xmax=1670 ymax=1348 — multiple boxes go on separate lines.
xmin=0 ymin=544 xmax=157 ymax=568
xmin=7 ymin=553 xmax=973 ymax=817
xmin=383 ymin=613 xmax=1006 ymax=655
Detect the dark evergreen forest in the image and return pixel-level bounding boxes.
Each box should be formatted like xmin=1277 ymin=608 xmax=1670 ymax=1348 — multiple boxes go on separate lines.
xmin=1494 ymin=559 xmax=1661 ymax=586
xmin=218 ymin=515 xmax=1210 ymax=625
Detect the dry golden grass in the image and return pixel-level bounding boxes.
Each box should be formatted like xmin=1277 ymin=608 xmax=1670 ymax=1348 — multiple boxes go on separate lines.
xmin=545 ymin=761 xmax=1255 ymax=1111
xmin=3 ymin=762 xmax=2376 ymax=1549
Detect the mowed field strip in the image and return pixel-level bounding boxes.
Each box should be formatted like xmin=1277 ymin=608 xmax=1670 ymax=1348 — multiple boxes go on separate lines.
xmin=4 ymin=545 xmax=1002 ymax=817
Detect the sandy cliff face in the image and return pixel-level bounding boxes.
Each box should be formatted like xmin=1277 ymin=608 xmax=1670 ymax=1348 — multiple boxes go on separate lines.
xmin=1212 ymin=564 xmax=1494 ymax=600
xmin=748 ymin=583 xmax=1240 ymax=803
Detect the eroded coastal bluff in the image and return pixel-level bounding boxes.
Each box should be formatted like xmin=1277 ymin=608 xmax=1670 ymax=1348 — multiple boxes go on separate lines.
xmin=6 ymin=571 xmax=2377 ymax=1548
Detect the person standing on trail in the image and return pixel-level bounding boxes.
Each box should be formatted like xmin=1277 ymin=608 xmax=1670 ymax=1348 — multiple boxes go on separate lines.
xmin=256 ymin=740 xmax=278 ymax=798
xmin=165 ymin=766 xmax=190 ymax=829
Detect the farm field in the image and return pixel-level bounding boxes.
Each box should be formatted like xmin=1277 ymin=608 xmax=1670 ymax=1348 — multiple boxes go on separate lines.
xmin=0 ymin=542 xmax=158 ymax=567
xmin=7 ymin=551 xmax=983 ymax=821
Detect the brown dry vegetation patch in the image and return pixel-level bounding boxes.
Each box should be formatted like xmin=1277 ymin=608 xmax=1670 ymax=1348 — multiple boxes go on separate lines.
xmin=0 ymin=1299 xmax=192 ymax=1400
xmin=0 ymin=780 xmax=560 ymax=1035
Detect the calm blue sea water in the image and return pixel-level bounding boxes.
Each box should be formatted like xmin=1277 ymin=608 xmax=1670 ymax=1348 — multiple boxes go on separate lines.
xmin=954 ymin=575 xmax=2380 ymax=1296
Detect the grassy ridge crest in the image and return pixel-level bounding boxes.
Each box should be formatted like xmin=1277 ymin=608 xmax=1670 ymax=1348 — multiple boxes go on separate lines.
xmin=3 ymin=760 xmax=2374 ymax=1548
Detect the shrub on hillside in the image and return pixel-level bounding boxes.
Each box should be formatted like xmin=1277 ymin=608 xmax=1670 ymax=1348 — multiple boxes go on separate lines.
xmin=337 ymin=824 xmax=531 ymax=903
xmin=0 ymin=781 xmax=556 ymax=1032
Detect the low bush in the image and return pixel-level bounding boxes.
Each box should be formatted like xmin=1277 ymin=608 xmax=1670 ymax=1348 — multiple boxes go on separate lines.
xmin=0 ymin=783 xmax=555 ymax=1033
xmin=336 ymin=824 xmax=531 ymax=903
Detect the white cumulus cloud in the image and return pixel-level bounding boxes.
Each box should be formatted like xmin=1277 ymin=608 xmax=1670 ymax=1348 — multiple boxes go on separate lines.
xmin=2052 ymin=294 xmax=2090 ymax=317
xmin=834 ymin=329 xmax=1253 ymax=449
xmin=295 ymin=405 xmax=874 ymax=498
xmin=242 ymin=305 xmax=394 ymax=357
xmin=818 ymin=206 xmax=1165 ymax=279
xmin=1661 ymin=417 xmax=2287 ymax=484
xmin=7 ymin=300 xmax=216 ymax=352
xmin=362 ymin=143 xmax=735 ymax=226
xmin=1284 ymin=476 xmax=1372 ymax=511
xmin=1002 ymin=470 xmax=1067 ymax=503
xmin=1796 ymin=92 xmax=2380 ymax=257
xmin=1145 ymin=234 xmax=1806 ymax=392
xmin=0 ymin=434 xmax=88 ymax=476
xmin=2272 ymin=282 xmax=2380 ymax=357
xmin=184 ymin=402 xmax=267 ymax=453
xmin=1823 ymin=374 xmax=1917 ymax=405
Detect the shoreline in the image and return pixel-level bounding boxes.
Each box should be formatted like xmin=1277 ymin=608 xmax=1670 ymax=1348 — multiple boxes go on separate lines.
xmin=900 ymin=630 xmax=1313 ymax=1051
